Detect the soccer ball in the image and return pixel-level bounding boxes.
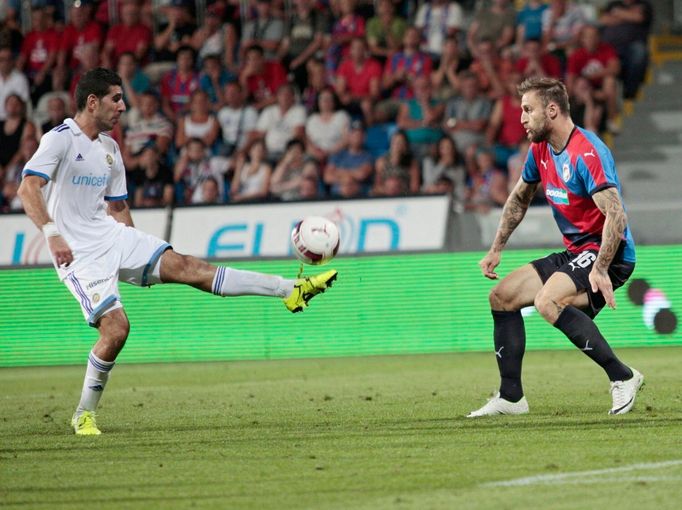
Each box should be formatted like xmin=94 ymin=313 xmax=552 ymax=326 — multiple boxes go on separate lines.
xmin=291 ymin=216 xmax=340 ymax=265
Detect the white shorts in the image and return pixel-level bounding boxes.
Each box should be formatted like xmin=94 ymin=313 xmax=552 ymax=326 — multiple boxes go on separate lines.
xmin=62 ymin=226 xmax=171 ymax=327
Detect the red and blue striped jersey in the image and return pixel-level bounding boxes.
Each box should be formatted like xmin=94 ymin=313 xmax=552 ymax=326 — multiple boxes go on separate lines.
xmin=522 ymin=126 xmax=636 ymax=263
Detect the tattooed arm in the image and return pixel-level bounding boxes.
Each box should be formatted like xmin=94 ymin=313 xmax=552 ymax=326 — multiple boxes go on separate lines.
xmin=589 ymin=186 xmax=628 ymax=308
xmin=479 ymin=179 xmax=539 ymax=279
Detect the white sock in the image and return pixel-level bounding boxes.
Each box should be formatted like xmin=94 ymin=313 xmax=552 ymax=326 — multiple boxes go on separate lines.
xmin=212 ymin=267 xmax=294 ymax=298
xmin=76 ymin=351 xmax=115 ymax=415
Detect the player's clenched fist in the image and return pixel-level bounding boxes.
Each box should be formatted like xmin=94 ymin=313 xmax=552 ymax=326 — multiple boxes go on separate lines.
xmin=479 ymin=251 xmax=501 ymax=280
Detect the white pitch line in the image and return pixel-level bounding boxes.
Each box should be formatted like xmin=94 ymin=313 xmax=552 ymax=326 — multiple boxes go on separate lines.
xmin=483 ymin=460 xmax=682 ymax=487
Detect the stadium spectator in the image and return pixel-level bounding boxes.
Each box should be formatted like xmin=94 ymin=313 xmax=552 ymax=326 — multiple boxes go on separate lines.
xmin=323 ymin=121 xmax=373 ymax=198
xmin=486 ymin=72 xmax=525 ymax=169
xmin=57 ymin=1 xmax=102 ymax=73
xmin=569 ymin=75 xmax=604 ymax=134
xmin=240 ymin=0 xmax=285 ymax=60
xmin=366 ymin=0 xmax=407 ymax=62
xmin=239 ymin=44 xmax=287 ymax=111
xmin=39 ymin=95 xmax=68 ymax=134
xmin=515 ymin=38 xmax=562 ymax=80
xmin=443 ymin=71 xmax=492 ymax=153
xmin=542 ymin=0 xmax=586 ymax=62
xmin=174 ymin=137 xmax=223 ymax=204
xmin=101 ymin=0 xmax=153 ymax=69
xmin=154 ymin=0 xmax=197 ymax=64
xmin=279 ymin=0 xmax=328 ymax=93
xmin=466 ymin=0 xmax=516 ymax=58
xmin=298 ymin=174 xmax=322 ymax=200
xmin=17 ymin=5 xmax=59 ymax=104
xmin=421 ymin=135 xmax=466 ymax=210
xmin=515 ymin=0 xmax=548 ymax=46
xmin=131 ymin=145 xmax=174 ymax=208
xmin=198 ymin=54 xmax=235 ymax=109
xmin=465 ymin=147 xmax=508 ymax=213
xmin=468 ymin=38 xmax=513 ymax=99
xmin=159 ymin=45 xmax=201 ymax=119
xmin=430 ymin=36 xmax=466 ymax=101
xmin=270 ymin=138 xmax=320 ymax=201
xmin=191 ymin=1 xmax=237 ymax=71
xmin=0 ymin=95 xmax=36 ymax=176
xmin=414 ymin=0 xmax=463 ymax=61
xmin=566 ymin=25 xmax=620 ymax=133
xmin=216 ymin=81 xmax=259 ymax=158
xmin=383 ymin=26 xmax=433 ymax=103
xmin=373 ymin=129 xmax=419 ymax=196
xmin=0 ymin=46 xmax=29 ymax=121
xmin=122 ymin=90 xmax=174 ymax=168
xmin=0 ymin=135 xmax=37 ymax=212
xmin=67 ymin=42 xmax=100 ymax=100
xmin=396 ymin=75 xmax=444 ymax=159
xmin=0 ymin=7 xmax=22 ymax=56
xmin=255 ymin=84 xmax=306 ymax=163
xmin=326 ymin=0 xmax=366 ymax=81
xmin=175 ymin=89 xmax=221 ymax=152
xmin=305 ymin=88 xmax=351 ymax=163
xmin=599 ymin=0 xmax=653 ymax=100
xmin=194 ymin=175 xmax=223 ymax=204
xmin=335 ymin=36 xmax=382 ymax=122
xmin=117 ymin=52 xmax=152 ymax=110
xmin=301 ymin=57 xmax=328 ymax=113
xmin=230 ymin=138 xmax=272 ymax=202
xmin=363 ymin=103 xmax=394 ymax=160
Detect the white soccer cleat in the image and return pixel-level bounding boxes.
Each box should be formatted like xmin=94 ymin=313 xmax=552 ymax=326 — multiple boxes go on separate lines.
xmin=609 ymin=368 xmax=644 ymax=415
xmin=466 ymin=393 xmax=529 ymax=418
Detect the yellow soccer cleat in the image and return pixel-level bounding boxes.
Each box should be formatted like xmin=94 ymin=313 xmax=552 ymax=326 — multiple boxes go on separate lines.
xmin=71 ymin=411 xmax=102 ymax=436
xmin=283 ymin=269 xmax=338 ymax=313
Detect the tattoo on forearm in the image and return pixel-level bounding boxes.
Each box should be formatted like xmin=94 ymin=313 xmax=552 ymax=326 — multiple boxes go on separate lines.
xmin=593 ymin=188 xmax=627 ymax=271
xmin=492 ymin=183 xmax=536 ymax=250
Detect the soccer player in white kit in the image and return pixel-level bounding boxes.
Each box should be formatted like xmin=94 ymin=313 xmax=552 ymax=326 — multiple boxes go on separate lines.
xmin=18 ymin=68 xmax=338 ymax=436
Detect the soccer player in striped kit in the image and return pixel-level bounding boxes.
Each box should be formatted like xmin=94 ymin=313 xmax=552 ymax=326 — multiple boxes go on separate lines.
xmin=469 ymin=77 xmax=643 ymax=417
xmin=18 ymin=68 xmax=337 ymax=435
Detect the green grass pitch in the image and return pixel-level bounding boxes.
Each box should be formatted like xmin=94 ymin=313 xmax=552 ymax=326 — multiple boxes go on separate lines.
xmin=2 ymin=347 xmax=682 ymax=510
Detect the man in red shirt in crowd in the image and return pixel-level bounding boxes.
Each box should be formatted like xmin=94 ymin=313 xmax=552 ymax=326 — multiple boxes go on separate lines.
xmin=567 ymin=24 xmax=620 ymax=132
xmin=335 ymin=37 xmax=382 ymax=122
xmin=239 ymin=45 xmax=287 ymax=111
xmin=17 ymin=5 xmax=59 ymax=102
xmin=516 ymin=38 xmax=563 ymax=80
xmin=101 ymin=0 xmax=152 ymax=69
xmin=58 ymin=1 xmax=103 ymax=72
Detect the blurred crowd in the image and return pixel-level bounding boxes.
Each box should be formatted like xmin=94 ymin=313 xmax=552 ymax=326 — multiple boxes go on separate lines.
xmin=0 ymin=0 xmax=652 ymax=213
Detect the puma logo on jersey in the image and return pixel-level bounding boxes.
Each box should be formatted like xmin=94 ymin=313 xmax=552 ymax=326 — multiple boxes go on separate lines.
xmin=583 ymin=150 xmax=596 ymax=158
xmin=540 ymin=159 xmax=548 ymax=169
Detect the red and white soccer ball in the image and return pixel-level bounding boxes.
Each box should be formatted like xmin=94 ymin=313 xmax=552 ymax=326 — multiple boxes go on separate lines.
xmin=291 ymin=216 xmax=340 ymax=265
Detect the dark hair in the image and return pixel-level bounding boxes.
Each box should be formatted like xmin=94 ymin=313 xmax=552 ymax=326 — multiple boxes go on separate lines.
xmin=286 ymin=138 xmax=305 ymax=152
xmin=75 ymin=68 xmax=122 ymax=111
xmin=313 ymin=87 xmax=341 ymax=113
xmin=391 ymin=129 xmax=413 ymax=168
xmin=517 ymin=77 xmax=570 ymax=115
xmin=176 ymin=45 xmax=196 ymax=62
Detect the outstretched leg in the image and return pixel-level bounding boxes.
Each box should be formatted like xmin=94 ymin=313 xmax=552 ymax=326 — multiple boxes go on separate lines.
xmin=158 ymin=250 xmax=337 ymax=313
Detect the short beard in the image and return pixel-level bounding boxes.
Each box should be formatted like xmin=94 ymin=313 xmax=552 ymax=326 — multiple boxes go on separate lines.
xmin=528 ymin=116 xmax=552 ymax=143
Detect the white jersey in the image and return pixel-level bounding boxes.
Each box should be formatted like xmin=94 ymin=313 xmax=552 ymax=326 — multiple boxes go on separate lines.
xmin=22 ymin=118 xmax=128 ymax=268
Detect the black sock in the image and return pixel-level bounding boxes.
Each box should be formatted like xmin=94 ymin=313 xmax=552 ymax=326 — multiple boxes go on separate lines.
xmin=492 ymin=310 xmax=526 ymax=402
xmin=553 ymin=306 xmax=633 ymax=381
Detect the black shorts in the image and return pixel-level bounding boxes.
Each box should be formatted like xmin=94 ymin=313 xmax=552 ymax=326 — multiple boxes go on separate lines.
xmin=531 ymin=249 xmax=635 ymax=318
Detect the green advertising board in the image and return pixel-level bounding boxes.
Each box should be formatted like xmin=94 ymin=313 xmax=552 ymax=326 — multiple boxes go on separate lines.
xmin=0 ymin=246 xmax=679 ymax=367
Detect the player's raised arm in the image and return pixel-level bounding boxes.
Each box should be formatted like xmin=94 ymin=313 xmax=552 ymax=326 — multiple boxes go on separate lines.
xmin=479 ymin=178 xmax=538 ymax=279
xmin=18 ymin=175 xmax=74 ymax=268
xmin=589 ymin=187 xmax=628 ymax=308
